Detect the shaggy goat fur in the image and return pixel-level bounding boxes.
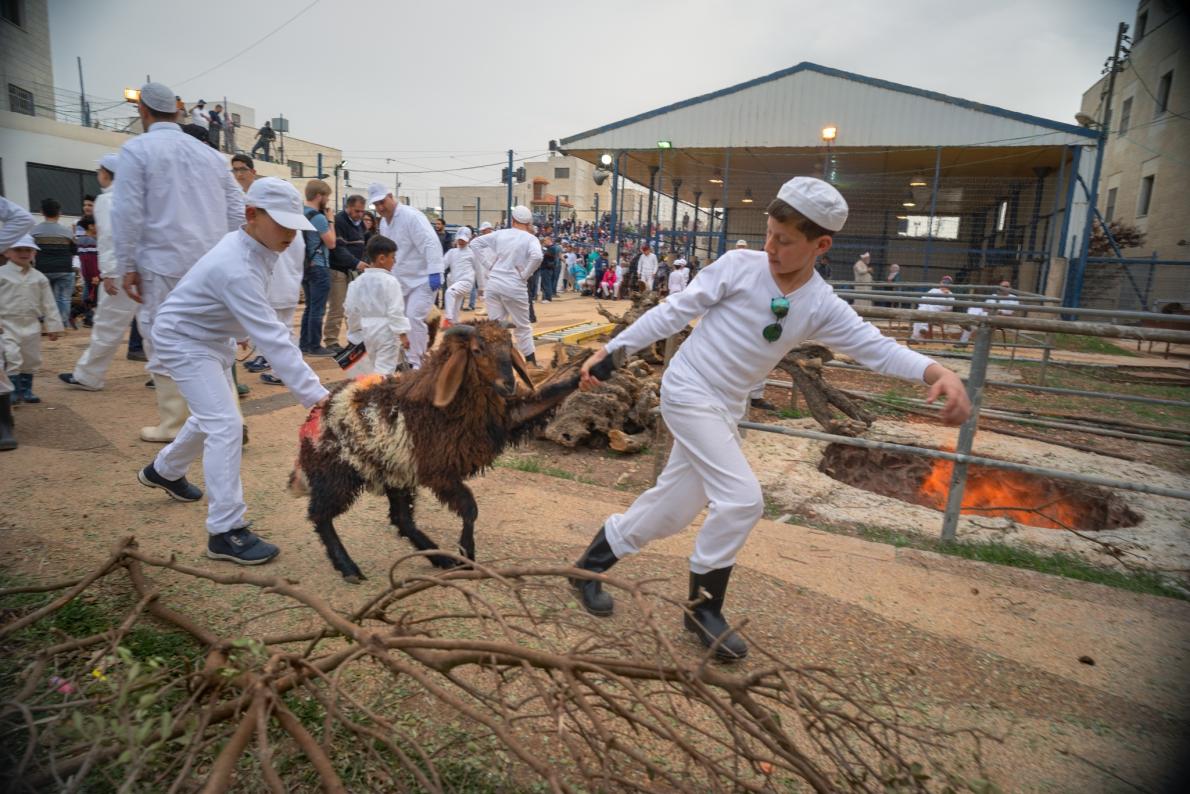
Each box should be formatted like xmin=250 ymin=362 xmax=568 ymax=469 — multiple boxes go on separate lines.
xmin=291 ymin=321 xmax=587 ymax=582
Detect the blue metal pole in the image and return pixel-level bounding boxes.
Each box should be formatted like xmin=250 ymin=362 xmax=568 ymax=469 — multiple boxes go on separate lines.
xmin=922 ymin=146 xmax=941 ymax=280
xmin=610 ymin=152 xmax=620 ymax=242
xmin=1065 ymin=135 xmax=1105 ymax=309
xmin=506 ymin=149 xmax=514 ymax=228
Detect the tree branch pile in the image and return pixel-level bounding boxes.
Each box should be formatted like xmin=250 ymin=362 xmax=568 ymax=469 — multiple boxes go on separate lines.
xmin=0 ymin=536 xmax=991 ymax=792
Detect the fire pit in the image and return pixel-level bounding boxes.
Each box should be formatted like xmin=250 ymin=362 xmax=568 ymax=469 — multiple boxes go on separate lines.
xmin=818 ymin=444 xmax=1142 ymax=531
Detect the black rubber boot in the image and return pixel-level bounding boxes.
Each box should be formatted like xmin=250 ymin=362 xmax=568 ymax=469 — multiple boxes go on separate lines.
xmin=570 ymin=526 xmax=618 ymax=617
xmin=684 ymin=567 xmax=748 ymax=661
xmin=0 ymin=393 xmax=16 ymax=451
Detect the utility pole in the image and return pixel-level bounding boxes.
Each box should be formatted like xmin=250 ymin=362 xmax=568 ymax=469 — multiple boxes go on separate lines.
xmin=76 ymin=57 xmax=90 ymax=127
xmin=506 ymin=149 xmax=514 ymax=228
xmin=1067 ymin=20 xmax=1129 ymax=309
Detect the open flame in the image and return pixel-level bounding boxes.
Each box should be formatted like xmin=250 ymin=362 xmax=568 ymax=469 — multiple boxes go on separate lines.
xmin=918 ymin=455 xmax=1087 ymax=530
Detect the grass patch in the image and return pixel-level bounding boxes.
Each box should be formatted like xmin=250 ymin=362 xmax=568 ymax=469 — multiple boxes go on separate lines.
xmin=496 ymin=455 xmax=594 ymax=485
xmin=777 ymin=407 xmax=808 ymax=420
xmin=1050 ymin=333 xmax=1139 ymax=357
xmin=846 ymin=524 xmax=1188 ymax=600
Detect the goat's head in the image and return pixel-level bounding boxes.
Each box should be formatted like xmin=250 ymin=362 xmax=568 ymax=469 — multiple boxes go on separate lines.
xmin=432 ymin=321 xmax=535 ymax=408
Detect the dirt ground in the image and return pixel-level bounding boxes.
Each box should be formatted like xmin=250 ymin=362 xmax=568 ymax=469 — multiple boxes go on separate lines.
xmin=3 ymin=294 xmax=1190 ymax=792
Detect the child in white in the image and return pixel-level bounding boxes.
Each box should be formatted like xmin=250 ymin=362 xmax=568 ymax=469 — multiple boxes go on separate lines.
xmin=668 ymin=259 xmax=689 ymax=294
xmin=344 ymin=234 xmax=410 ymax=375
xmin=1 ymin=235 xmax=63 ymax=403
xmin=443 ymin=226 xmax=481 ymax=325
xmin=572 ymin=177 xmax=971 ymax=661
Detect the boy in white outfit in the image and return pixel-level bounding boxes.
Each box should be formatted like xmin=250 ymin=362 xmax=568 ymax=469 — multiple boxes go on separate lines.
xmin=0 ymin=197 xmax=35 ymax=450
xmin=442 ymin=226 xmax=481 ymax=326
xmin=468 ymin=205 xmax=543 ymax=363
xmin=1 ymin=235 xmax=63 ymax=404
xmin=61 ymin=154 xmax=138 ymax=391
xmin=137 ymin=178 xmax=329 ymax=566
xmin=344 ymin=235 xmax=410 ymax=375
xmin=572 ymin=177 xmax=971 ymax=660
xmin=668 ymin=259 xmax=689 ymax=294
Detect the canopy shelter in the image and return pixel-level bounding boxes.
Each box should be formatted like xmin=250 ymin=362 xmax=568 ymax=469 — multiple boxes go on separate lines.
xmin=556 ymin=63 xmax=1099 ymax=300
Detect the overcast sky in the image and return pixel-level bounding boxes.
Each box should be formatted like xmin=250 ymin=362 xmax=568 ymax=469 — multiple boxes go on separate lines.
xmin=48 ymin=0 xmax=1134 ymax=206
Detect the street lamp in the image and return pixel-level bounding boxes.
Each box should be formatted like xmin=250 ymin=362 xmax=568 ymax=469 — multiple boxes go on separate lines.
xmin=657 ymin=140 xmax=672 ymax=149
xmin=708 ymin=169 xmax=723 ymax=184
xmin=123 ymin=87 xmax=140 ymax=103
xmin=821 ymin=125 xmax=837 ymax=142
xmin=599 ymin=153 xmax=613 ymax=167
xmin=909 ymin=174 xmax=928 ymax=187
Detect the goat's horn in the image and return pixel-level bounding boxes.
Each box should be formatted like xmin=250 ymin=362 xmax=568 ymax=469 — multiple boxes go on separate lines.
xmin=444 ymin=324 xmax=476 ymax=337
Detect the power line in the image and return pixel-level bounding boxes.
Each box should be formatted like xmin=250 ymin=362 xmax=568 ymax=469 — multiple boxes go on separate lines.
xmin=172 ymin=0 xmax=321 ymax=88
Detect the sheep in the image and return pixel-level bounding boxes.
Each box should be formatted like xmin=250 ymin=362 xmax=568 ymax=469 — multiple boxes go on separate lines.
xmin=289 ymin=321 xmax=605 ymax=583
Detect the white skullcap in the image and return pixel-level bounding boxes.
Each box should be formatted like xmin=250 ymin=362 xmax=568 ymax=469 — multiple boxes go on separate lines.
xmin=99 ymin=153 xmax=120 ymax=174
xmin=511 ymin=205 xmax=532 ymax=224
xmin=479 ymin=221 xmax=493 ymax=231
xmin=776 ymin=176 xmax=848 ymax=232
xmin=367 ymin=182 xmax=391 ymax=205
xmin=246 ymin=177 xmax=316 ymax=231
xmin=735 ymin=239 xmax=748 ymax=248
xmin=7 ymin=234 xmax=39 ymax=251
xmin=138 ymin=82 xmax=177 ymax=114
xmin=454 ymin=226 xmax=472 ymax=242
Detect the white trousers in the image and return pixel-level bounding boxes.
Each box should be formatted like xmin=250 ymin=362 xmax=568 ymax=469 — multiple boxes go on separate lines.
xmin=605 ymin=401 xmax=764 ymax=573
xmin=72 ymin=285 xmax=138 ymax=389
xmin=153 ymin=351 xmax=244 ymax=534
xmin=137 ymin=272 xmax=181 ymax=377
xmin=444 ymin=277 xmax=474 ymax=324
xmin=346 ymin=321 xmax=401 ymax=376
xmin=485 ymin=288 xmax=535 ymax=358
xmin=0 ymin=316 xmax=42 ymax=374
xmin=402 ymin=282 xmax=433 ymax=369
xmin=273 ymin=305 xmax=298 ymax=344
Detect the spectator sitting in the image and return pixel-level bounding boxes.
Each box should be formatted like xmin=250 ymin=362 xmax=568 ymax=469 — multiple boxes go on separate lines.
xmin=598 ymin=265 xmax=617 ymax=298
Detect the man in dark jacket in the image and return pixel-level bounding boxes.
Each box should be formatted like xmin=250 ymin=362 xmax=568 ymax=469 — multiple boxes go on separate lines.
xmin=31 ymin=198 xmax=77 ymax=328
xmin=322 ymin=194 xmax=366 ymax=351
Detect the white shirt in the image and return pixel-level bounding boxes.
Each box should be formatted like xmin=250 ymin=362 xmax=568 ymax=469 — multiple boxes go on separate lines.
xmin=0 ymin=197 xmax=34 ymax=253
xmin=989 ymin=295 xmax=1019 ymax=315
xmin=667 ymin=267 xmax=689 ymax=294
xmin=377 ymin=205 xmax=444 ymax=295
xmin=190 ymin=107 xmax=210 ymax=129
xmin=605 ymin=250 xmax=932 ymax=419
xmin=637 ymin=252 xmax=658 ymax=285
xmin=266 ymin=236 xmax=306 ymax=309
xmin=0 ymin=263 xmax=64 ymax=329
xmin=443 ymin=244 xmax=481 ymax=288
xmin=345 ymin=268 xmax=410 ymax=343
xmin=153 ymin=229 xmax=328 ymax=409
xmin=112 ymin=121 xmax=244 ymax=279
xmin=93 ymin=188 xmax=119 ymax=279
xmin=468 ymin=228 xmax=542 ymax=296
xmin=916 ymin=286 xmax=953 ymax=313
xmin=853 ymin=259 xmax=872 ymax=282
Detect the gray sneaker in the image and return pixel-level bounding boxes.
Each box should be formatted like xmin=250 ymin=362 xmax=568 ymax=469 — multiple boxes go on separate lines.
xmin=206 ymin=523 xmax=279 ymax=565
xmin=138 ymin=464 xmax=203 ymax=502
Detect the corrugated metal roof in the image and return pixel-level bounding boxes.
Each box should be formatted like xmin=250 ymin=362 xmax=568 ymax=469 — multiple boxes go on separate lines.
xmin=560 ymin=62 xmax=1096 ymax=151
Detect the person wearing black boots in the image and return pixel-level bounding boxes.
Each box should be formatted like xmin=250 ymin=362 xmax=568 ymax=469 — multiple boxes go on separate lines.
xmin=573 ymin=177 xmax=972 ymax=662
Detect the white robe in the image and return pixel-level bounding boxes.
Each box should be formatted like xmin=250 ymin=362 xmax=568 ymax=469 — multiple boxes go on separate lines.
xmin=344 ymin=268 xmax=410 ymax=375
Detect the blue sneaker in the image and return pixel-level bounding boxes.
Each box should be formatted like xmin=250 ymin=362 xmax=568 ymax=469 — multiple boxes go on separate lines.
xmin=260 ymin=373 xmax=284 ymax=385
xmin=244 ymin=356 xmax=271 ymax=373
xmin=138 ymin=463 xmax=203 ymax=502
xmin=206 ymin=523 xmax=279 ymax=565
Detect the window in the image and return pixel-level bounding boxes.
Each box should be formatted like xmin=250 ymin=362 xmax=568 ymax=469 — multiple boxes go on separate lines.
xmin=1118 ymin=97 xmax=1132 ymax=134
xmin=7 ymin=83 xmax=33 ymax=115
xmin=1137 ymin=175 xmax=1155 ymax=217
xmin=289 ymin=160 xmax=303 ymax=178
xmin=1 ymin=0 xmax=23 ymax=26
xmin=231 ymin=112 xmax=241 ymax=126
xmin=1105 ymin=187 xmax=1118 ymax=222
xmin=896 ymin=215 xmax=960 ymax=240
xmin=1134 ymin=10 xmax=1147 ymax=41
xmin=26 ymin=163 xmax=100 ymax=216
xmin=553 ymin=167 xmax=570 ymax=179
xmin=1154 ymin=71 xmax=1173 ymax=116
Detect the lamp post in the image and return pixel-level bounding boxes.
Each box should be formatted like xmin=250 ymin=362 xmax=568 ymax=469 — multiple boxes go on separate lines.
xmin=821 ymin=125 xmax=837 ymax=180
xmin=669 ymin=178 xmax=682 ymax=254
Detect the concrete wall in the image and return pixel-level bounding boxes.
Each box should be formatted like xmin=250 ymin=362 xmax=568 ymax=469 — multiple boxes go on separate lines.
xmin=1 ymin=0 xmax=54 ymax=120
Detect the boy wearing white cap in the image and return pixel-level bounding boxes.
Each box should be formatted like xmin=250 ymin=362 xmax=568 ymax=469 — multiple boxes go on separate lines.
xmin=137 ymin=178 xmax=329 ymax=565
xmin=1 ymin=234 xmax=62 ymax=404
xmin=0 ymin=197 xmax=35 ymax=450
xmin=636 ymin=242 xmax=658 ymax=293
xmin=367 ymin=184 xmax=443 ymax=369
xmin=343 ymin=235 xmax=410 ymax=375
xmin=61 ymin=154 xmax=139 ymax=391
xmin=468 ymin=205 xmax=543 ymax=362
xmin=442 ymin=226 xmax=481 ymax=325
xmin=667 ymin=258 xmax=689 ymax=295
xmin=573 ymin=177 xmax=971 ymax=660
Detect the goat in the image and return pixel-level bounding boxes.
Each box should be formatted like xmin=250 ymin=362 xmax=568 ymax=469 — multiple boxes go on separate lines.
xmin=290 ymin=321 xmax=603 ymax=582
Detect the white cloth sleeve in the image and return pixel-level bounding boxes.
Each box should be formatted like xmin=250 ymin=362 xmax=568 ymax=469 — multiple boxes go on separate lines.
xmin=224 ymin=277 xmax=327 ymax=407
xmin=605 ymin=264 xmax=729 ymax=356
xmin=111 ymin=149 xmax=145 ymax=276
xmin=0 ymin=198 xmax=35 ymax=253
xmin=515 ymin=238 xmax=543 ymax=281
xmin=94 ymin=195 xmax=117 ymax=278
xmin=386 ymin=279 xmax=411 ymax=335
xmin=417 ymin=217 xmax=444 ymax=277
xmin=222 ymin=169 xmax=245 ymax=232
xmin=468 ymin=234 xmax=495 ymax=280
xmin=812 ymin=297 xmax=932 ymax=383
xmin=344 ymin=284 xmax=363 ymax=344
